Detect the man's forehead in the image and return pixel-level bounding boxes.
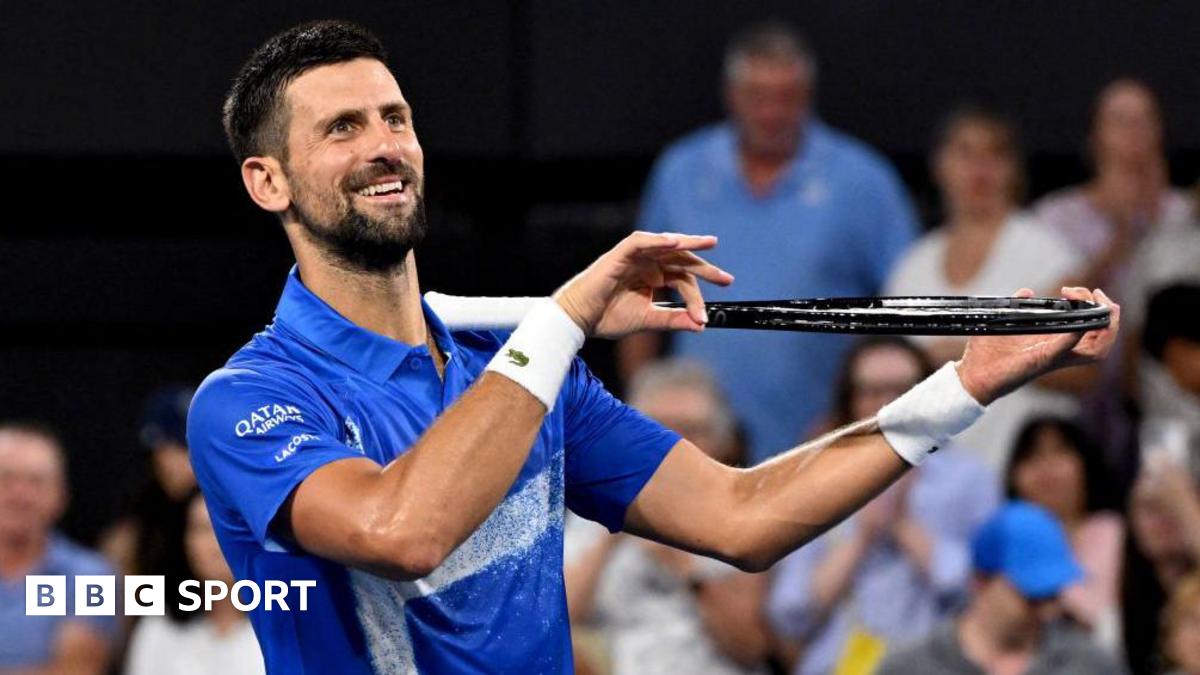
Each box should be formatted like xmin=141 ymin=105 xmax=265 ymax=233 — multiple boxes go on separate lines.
xmin=0 ymin=433 xmax=62 ymax=471
xmin=285 ymin=58 xmax=406 ymax=119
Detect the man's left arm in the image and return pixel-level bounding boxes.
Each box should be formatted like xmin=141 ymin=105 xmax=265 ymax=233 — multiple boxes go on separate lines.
xmin=624 ymin=288 xmax=1119 ymax=571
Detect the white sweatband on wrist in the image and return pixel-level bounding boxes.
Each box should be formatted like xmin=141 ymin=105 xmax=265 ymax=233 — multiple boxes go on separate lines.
xmin=484 ymin=300 xmax=585 ymax=411
xmin=877 ymin=362 xmax=986 ymax=466
xmin=424 ymin=292 xmax=543 ymax=330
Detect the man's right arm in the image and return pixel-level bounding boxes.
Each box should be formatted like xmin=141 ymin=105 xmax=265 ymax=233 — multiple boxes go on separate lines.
xmin=277 ymin=373 xmax=548 ymax=579
xmin=189 ymin=232 xmax=732 ymax=581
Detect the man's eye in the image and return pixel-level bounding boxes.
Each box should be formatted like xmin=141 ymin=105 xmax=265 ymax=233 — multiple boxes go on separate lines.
xmin=330 ymin=120 xmax=352 ymax=135
xmin=386 ymin=114 xmax=406 ymax=128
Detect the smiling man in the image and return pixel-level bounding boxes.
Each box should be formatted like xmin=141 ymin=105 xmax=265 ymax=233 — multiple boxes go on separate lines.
xmin=187 ymin=20 xmax=1121 ymax=675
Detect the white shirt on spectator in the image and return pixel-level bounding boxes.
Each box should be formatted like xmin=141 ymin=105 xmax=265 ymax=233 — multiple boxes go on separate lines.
xmin=885 ymin=212 xmax=1084 ymax=470
xmin=124 ymin=614 xmax=264 ymax=675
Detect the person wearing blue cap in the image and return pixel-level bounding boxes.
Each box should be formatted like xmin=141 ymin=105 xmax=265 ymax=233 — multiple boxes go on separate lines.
xmin=878 ymin=501 xmax=1127 ymax=674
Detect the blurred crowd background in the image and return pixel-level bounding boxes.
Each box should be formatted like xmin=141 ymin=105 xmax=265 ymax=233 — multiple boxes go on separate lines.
xmin=4 ymin=3 xmax=1200 ymax=674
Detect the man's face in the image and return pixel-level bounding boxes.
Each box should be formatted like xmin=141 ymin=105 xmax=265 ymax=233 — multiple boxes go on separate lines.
xmin=976 ymin=575 xmax=1057 ymax=636
xmin=934 ymin=121 xmax=1017 ymax=217
xmin=636 ymin=386 xmax=737 ymax=466
xmin=0 ymin=431 xmax=65 ymax=540
xmin=279 ymin=58 xmax=426 ymax=273
xmin=725 ymin=57 xmax=812 ymax=157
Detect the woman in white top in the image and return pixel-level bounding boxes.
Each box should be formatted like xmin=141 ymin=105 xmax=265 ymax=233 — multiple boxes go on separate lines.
xmin=886 ymin=105 xmax=1084 ymax=470
xmin=124 ymin=493 xmax=264 ymax=675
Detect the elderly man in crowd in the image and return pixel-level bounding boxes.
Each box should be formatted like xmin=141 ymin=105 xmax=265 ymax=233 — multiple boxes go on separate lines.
xmin=620 ymin=20 xmax=918 ymax=464
xmin=0 ymin=422 xmax=116 ymax=675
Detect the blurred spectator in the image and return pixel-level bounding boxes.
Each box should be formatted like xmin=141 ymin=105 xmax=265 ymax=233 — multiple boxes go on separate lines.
xmin=1121 ymin=463 xmax=1200 ymax=673
xmin=1124 ymin=192 xmax=1200 ymax=332
xmin=1004 ymin=417 xmax=1124 ymax=645
xmin=100 ymin=385 xmax=196 ymax=579
xmin=1033 ymin=79 xmax=1194 ymax=469
xmin=1160 ymin=573 xmax=1200 ymax=675
xmin=766 ymin=337 xmax=998 ymax=675
xmin=124 ymin=492 xmax=264 ymax=675
xmin=1034 ymin=79 xmax=1192 ymax=300
xmin=878 ymin=501 xmax=1127 ymax=675
xmin=1138 ymin=285 xmax=1200 ymax=470
xmin=0 ymin=421 xmax=116 ymax=674
xmin=619 ymin=20 xmax=918 ymax=463
xmin=886 ymin=104 xmax=1084 ymax=470
xmin=564 ymin=359 xmax=771 ymax=674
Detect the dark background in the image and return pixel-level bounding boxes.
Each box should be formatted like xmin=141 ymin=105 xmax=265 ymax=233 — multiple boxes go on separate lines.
xmin=4 ymin=1 xmax=1200 ymax=540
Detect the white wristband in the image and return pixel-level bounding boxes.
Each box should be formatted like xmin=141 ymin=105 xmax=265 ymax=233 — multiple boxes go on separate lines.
xmin=424 ymin=292 xmax=542 ymax=330
xmin=484 ymin=300 xmax=585 ymax=411
xmin=877 ymin=362 xmax=986 ymax=466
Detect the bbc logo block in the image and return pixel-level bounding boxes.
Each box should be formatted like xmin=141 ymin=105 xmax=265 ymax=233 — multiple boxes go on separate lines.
xmin=26 ymin=575 xmax=315 ymax=615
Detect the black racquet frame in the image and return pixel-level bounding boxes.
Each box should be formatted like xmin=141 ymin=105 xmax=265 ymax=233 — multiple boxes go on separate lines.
xmin=654 ymin=296 xmax=1111 ymax=335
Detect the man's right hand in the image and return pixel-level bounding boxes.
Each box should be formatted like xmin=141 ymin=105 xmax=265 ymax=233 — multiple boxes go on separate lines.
xmin=552 ymin=231 xmax=734 ymax=338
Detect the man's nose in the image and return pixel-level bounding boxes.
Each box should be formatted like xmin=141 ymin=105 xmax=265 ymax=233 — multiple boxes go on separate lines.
xmin=364 ymin=118 xmax=406 ymax=165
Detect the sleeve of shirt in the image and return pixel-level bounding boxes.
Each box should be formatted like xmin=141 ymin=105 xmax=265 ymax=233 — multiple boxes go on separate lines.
xmin=561 ymin=357 xmax=681 ymax=532
xmin=847 ymin=161 xmax=920 ymax=293
xmin=186 ymin=366 xmax=367 ymax=547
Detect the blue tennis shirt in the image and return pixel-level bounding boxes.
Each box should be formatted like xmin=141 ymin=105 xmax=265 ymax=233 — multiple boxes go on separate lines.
xmin=187 ymin=267 xmax=681 ymax=674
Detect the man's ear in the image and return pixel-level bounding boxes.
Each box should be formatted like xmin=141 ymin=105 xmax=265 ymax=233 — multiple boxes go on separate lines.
xmin=241 ymin=155 xmax=291 ymax=214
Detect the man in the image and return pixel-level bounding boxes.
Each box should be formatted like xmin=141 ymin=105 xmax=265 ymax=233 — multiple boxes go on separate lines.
xmin=0 ymin=422 xmax=115 ymax=675
xmin=621 ymin=21 xmax=919 ymax=463
xmin=188 ymin=20 xmax=1118 ymax=674
xmin=878 ymin=501 xmax=1127 ymax=675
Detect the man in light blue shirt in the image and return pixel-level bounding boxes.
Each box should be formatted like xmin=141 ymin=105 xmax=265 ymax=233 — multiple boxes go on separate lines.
xmin=624 ymin=22 xmax=918 ymax=462
xmin=0 ymin=423 xmax=117 ymax=673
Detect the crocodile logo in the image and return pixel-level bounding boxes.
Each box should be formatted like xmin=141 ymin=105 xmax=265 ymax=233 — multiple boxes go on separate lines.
xmin=506 ymin=348 xmax=529 ymax=367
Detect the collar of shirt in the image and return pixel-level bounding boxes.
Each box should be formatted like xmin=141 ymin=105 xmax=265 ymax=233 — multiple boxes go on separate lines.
xmin=711 ymin=118 xmax=833 ymax=194
xmin=273 ymin=265 xmax=458 ymax=384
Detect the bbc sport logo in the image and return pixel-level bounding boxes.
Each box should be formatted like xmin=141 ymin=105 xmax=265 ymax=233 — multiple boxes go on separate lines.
xmin=26 ymin=576 xmax=316 ymax=616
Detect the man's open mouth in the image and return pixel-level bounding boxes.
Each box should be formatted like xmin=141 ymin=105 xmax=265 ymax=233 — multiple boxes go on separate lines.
xmin=356 ymin=179 xmax=407 ymax=198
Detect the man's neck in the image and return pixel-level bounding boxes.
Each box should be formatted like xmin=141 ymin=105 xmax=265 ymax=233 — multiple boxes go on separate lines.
xmin=295 ymin=248 xmax=427 ymax=347
xmin=957 ymin=604 xmax=1040 ymax=670
xmin=0 ymin=530 xmax=49 ymax=579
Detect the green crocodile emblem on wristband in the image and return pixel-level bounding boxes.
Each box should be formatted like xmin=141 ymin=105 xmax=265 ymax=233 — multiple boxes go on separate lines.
xmin=506 ymin=348 xmax=530 ymax=367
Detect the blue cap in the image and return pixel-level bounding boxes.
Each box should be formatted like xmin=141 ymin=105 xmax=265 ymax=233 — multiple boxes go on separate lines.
xmin=971 ymin=501 xmax=1084 ymax=600
xmin=138 ymin=385 xmax=195 ymax=451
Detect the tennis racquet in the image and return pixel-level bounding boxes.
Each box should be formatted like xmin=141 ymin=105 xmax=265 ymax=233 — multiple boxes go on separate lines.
xmin=654 ymin=296 xmax=1111 ymax=335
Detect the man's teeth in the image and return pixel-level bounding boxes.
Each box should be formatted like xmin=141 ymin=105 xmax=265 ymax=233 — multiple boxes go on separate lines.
xmin=357 ymin=181 xmax=406 ymax=197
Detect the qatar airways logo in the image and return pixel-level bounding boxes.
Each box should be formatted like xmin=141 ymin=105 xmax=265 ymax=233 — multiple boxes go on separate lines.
xmin=26 ymin=576 xmax=316 ymax=615
xmin=235 ymin=403 xmax=304 ymax=437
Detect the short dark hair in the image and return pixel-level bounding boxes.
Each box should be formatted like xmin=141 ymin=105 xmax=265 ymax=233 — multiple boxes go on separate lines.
xmin=933 ymin=102 xmax=1027 ymax=202
xmin=1143 ymin=284 xmax=1200 ymax=361
xmin=724 ymin=20 xmax=815 ymax=81
xmin=1004 ymin=416 xmax=1118 ymax=513
xmin=222 ymin=20 xmax=388 ymax=163
xmin=830 ymin=336 xmax=933 ymax=428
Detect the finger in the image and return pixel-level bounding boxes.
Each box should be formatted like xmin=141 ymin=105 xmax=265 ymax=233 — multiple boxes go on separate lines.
xmin=1060 ymin=286 xmax=1094 ymax=302
xmin=661 ymin=251 xmax=735 ymax=286
xmin=623 ymin=231 xmax=718 ymax=256
xmin=1013 ymin=287 xmax=1036 ymax=298
xmin=644 ymin=306 xmax=706 ymax=333
xmin=659 ymin=232 xmax=720 ymax=252
xmin=667 ymin=272 xmax=709 ymax=325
